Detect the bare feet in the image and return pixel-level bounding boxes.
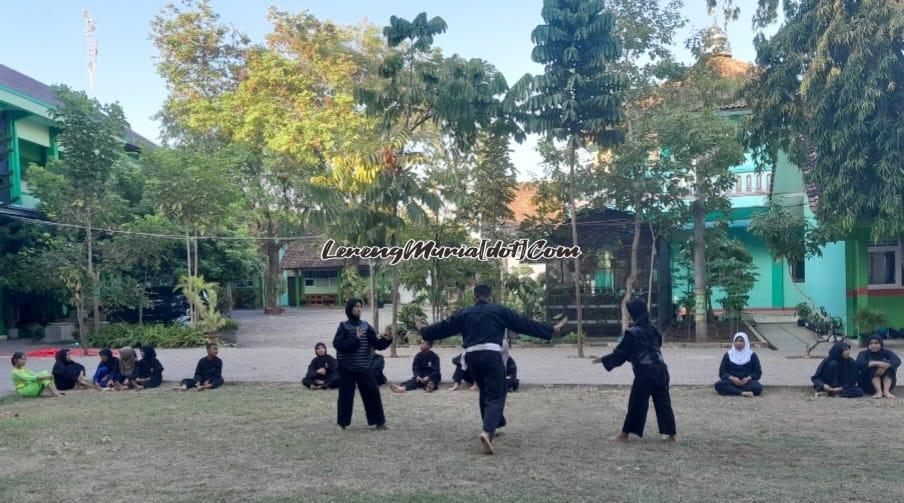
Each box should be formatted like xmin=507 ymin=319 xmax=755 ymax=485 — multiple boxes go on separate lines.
xmin=479 ymin=432 xmax=495 ymax=455
xmin=468 ymin=384 xmax=478 ymax=391
xmin=426 ymin=382 xmax=436 ymax=392
xmin=372 ymin=423 xmax=390 ymax=431
xmin=873 ymin=392 xmax=884 ymax=399
xmin=610 ymin=432 xmax=630 ymax=442
xmin=449 ymin=383 xmax=459 ymax=392
xmin=741 ymin=391 xmax=754 ymax=398
xmin=390 ymin=384 xmax=406 ymax=394
xmin=172 ymin=386 xmax=187 ymax=392
xmin=885 ymin=392 xmax=896 ymax=399
xmin=337 ymin=425 xmax=347 ymax=431
xmin=663 ymin=435 xmax=678 ymax=443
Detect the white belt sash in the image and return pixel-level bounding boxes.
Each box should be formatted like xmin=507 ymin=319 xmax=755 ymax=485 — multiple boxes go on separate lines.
xmin=459 ymin=343 xmax=502 ymax=371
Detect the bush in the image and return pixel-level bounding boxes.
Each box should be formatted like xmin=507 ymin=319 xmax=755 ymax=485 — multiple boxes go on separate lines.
xmin=221 ymin=318 xmax=240 ymax=332
xmin=853 ymin=308 xmax=886 ymax=334
xmin=794 ymin=302 xmax=811 ymax=319
xmin=439 ymin=336 xmax=463 ymax=346
xmin=87 ymin=323 xmax=207 ymax=348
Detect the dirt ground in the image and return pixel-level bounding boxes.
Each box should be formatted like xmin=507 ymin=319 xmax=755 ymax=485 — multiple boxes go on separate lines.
xmin=1 ymin=385 xmax=902 ymax=502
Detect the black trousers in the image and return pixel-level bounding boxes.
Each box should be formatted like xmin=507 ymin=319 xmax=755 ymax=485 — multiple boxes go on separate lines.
xmin=714 ymin=379 xmax=764 ymax=396
xmin=402 ymin=372 xmax=441 ymax=390
xmin=302 ymin=376 xmax=339 ymax=389
xmin=465 ymin=351 xmax=507 ymax=436
xmin=452 ymin=365 xmax=474 ymax=384
xmin=181 ymin=377 xmax=223 ymax=389
xmin=337 ymin=366 xmax=385 ymax=427
xmin=622 ymin=379 xmax=677 ymax=437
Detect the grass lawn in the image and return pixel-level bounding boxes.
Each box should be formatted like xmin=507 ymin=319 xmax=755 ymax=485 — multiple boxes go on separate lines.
xmin=1 ymin=384 xmax=902 ymax=502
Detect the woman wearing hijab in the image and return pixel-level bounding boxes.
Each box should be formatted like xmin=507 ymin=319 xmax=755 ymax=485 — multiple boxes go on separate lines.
xmin=856 ymin=335 xmax=900 ymax=399
xmin=303 ymin=342 xmax=340 ymax=389
xmin=51 ymin=349 xmax=92 ymax=391
xmin=93 ymin=348 xmax=120 ymax=389
xmin=134 ymin=345 xmax=164 ymax=389
xmin=114 ymin=346 xmax=139 ymax=390
xmin=333 ymin=298 xmax=393 ymax=430
xmin=714 ymin=333 xmax=764 ymax=397
xmin=812 ymin=342 xmax=863 ymax=398
xmin=10 ymin=352 xmax=63 ymax=398
xmin=595 ymin=298 xmax=677 ymax=442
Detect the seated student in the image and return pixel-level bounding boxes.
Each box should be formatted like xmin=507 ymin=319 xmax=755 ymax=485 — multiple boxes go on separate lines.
xmin=113 ymin=347 xmax=140 ymax=390
xmin=449 ymin=353 xmax=476 ymax=391
xmin=134 ymin=345 xmax=164 ymax=389
xmin=303 ymin=342 xmax=340 ymax=389
xmin=10 ymin=352 xmax=63 ymax=398
xmin=372 ymin=353 xmax=388 ymax=386
xmin=392 ymin=339 xmax=441 ymax=393
xmin=714 ymin=332 xmax=764 ymax=397
xmin=174 ymin=343 xmax=224 ymax=391
xmin=812 ymin=341 xmax=863 ymax=398
xmin=856 ymin=335 xmax=900 ymax=399
xmin=93 ymin=348 xmax=120 ymax=389
xmin=506 ymin=356 xmax=519 ymax=392
xmin=52 ymin=348 xmax=93 ymax=391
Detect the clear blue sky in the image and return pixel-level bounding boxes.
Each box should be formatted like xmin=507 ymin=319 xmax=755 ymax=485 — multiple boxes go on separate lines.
xmin=0 ymin=1 xmax=762 ymax=180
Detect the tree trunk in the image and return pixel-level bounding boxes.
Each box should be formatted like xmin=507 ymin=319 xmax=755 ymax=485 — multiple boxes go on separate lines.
xmin=265 ymin=239 xmax=281 ymax=313
xmin=647 ymin=224 xmax=658 ymax=310
xmin=621 ymin=211 xmax=642 ymax=332
xmin=76 ymin=300 xmax=87 ymax=355
xmin=390 ymin=268 xmax=399 ymax=357
xmin=568 ymin=143 xmax=584 ymax=357
xmin=186 ymin=232 xmax=194 ymax=327
xmin=369 ymin=259 xmax=379 ymax=331
xmin=693 ymin=199 xmax=707 ymax=342
xmin=86 ymin=209 xmax=99 ymax=333
xmin=225 ymin=283 xmax=233 ymax=315
xmin=193 ymin=232 xmax=199 ymax=281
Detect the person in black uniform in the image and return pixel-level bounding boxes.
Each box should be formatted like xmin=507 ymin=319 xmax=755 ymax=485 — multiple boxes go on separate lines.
xmin=505 ymin=356 xmax=519 ymax=392
xmin=596 ymin=298 xmax=677 ymax=443
xmin=415 ymin=284 xmax=567 ymax=455
xmin=302 ymin=342 xmax=340 ymax=389
xmin=333 ymin=298 xmax=393 ymax=430
xmin=391 ymin=339 xmax=441 ymax=393
xmin=174 ymin=343 xmax=224 ymax=391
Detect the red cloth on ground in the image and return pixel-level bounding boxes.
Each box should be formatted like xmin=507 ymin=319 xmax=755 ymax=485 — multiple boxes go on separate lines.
xmin=14 ymin=348 xmax=113 ymax=358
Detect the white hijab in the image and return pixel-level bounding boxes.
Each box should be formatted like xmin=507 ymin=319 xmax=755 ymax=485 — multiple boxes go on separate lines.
xmin=727 ymin=332 xmax=753 ymax=365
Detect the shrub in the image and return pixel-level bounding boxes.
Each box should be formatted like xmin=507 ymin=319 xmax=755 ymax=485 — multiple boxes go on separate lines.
xmin=794 ymin=302 xmax=811 ymax=319
xmin=221 ymin=318 xmax=240 ymax=332
xmin=87 ymin=323 xmax=206 ymax=348
xmin=853 ymin=308 xmax=886 ymax=335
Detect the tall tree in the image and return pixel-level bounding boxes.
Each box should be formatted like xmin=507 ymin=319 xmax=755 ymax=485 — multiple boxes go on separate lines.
xmin=27 ymin=86 xmax=131 ymax=338
xmin=514 ymin=0 xmax=625 ymax=357
xmin=742 ymin=0 xmax=904 ymax=241
xmin=356 ymin=12 xmax=510 ymax=355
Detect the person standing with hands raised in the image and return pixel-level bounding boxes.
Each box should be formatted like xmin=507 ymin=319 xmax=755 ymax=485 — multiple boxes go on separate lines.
xmin=333 ymin=298 xmax=393 ymax=430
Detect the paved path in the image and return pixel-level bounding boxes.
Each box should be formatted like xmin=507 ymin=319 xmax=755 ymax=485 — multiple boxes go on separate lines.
xmin=3 ymin=310 xmax=895 ymax=396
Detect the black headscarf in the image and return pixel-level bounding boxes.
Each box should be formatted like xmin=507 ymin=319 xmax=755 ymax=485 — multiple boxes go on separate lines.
xmin=345 ymin=298 xmax=363 ymax=321
xmin=863 ymin=335 xmax=887 ymax=361
xmin=55 ymin=348 xmax=70 ymax=364
xmin=627 ymin=298 xmax=652 ymax=328
xmin=141 ymin=345 xmax=157 ymax=361
xmin=828 ymin=341 xmax=850 ymax=362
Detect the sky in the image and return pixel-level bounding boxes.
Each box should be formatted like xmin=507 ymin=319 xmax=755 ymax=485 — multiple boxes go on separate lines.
xmin=0 ymin=1 xmax=765 ymax=180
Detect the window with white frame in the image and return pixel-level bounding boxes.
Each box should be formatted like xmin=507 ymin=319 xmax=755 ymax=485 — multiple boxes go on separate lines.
xmin=303 ymin=269 xmax=339 ymax=288
xmin=746 ymin=175 xmax=752 ymax=192
xmin=868 ymin=241 xmax=902 ymax=287
xmin=756 ymin=174 xmax=762 ymax=191
xmin=736 ymin=176 xmax=742 ymax=193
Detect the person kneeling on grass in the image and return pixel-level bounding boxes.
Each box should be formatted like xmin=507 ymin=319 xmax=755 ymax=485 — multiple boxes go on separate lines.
xmin=112 ymin=347 xmax=141 ymax=391
xmin=811 ymin=342 xmax=863 ymax=398
xmin=391 ymin=339 xmax=441 ymax=393
xmin=302 ymin=342 xmax=339 ymax=390
xmin=93 ymin=348 xmax=120 ymax=389
xmin=174 ymin=343 xmax=224 ymax=391
xmin=52 ymin=348 xmax=93 ymax=391
xmin=856 ymin=335 xmax=900 ymax=399
xmin=714 ymin=332 xmax=764 ymax=398
xmin=10 ymin=352 xmax=63 ymax=398
xmin=449 ymin=353 xmax=476 ymax=391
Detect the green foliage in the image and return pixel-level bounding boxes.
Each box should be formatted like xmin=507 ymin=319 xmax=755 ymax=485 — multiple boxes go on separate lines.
xmin=87 ymin=323 xmax=206 ymax=348
xmin=743 ymin=0 xmax=904 ymax=241
xmin=221 ymin=318 xmax=240 ymax=332
xmin=176 ymin=275 xmax=224 ymax=334
xmin=749 ymin=201 xmax=824 ymax=265
xmin=465 ymin=131 xmax=517 ymax=239
xmin=794 ymin=302 xmax=811 ymax=320
xmin=853 ymin=308 xmax=887 ymax=335
xmin=338 ymin=266 xmax=369 ymax=304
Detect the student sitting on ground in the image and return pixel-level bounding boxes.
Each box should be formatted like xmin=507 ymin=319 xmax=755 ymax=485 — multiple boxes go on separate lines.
xmin=506 ymin=356 xmax=519 ymax=392
xmin=174 ymin=343 xmax=224 ymax=391
xmin=392 ymin=339 xmax=441 ymax=393
xmin=856 ymin=335 xmax=900 ymax=399
xmin=134 ymin=345 xmax=164 ymax=389
xmin=93 ymin=348 xmax=120 ymax=389
xmin=372 ymin=353 xmax=388 ymax=386
xmin=113 ymin=347 xmax=140 ymax=390
xmin=811 ymin=341 xmax=863 ymax=398
xmin=714 ymin=332 xmax=764 ymax=397
xmin=10 ymin=352 xmax=63 ymax=398
xmin=52 ymin=348 xmax=93 ymax=391
xmin=302 ymin=342 xmax=340 ymax=389
xmin=449 ymin=353 xmax=476 ymax=391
